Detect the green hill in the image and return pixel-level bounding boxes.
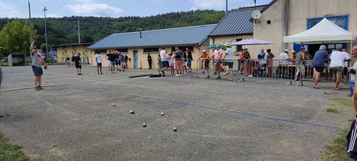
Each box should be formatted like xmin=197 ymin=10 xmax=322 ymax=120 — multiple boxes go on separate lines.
xmin=0 ymin=10 xmax=225 ymax=47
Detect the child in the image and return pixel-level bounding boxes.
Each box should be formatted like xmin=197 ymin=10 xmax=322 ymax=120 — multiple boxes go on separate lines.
xmin=169 ymin=53 xmax=175 ymax=75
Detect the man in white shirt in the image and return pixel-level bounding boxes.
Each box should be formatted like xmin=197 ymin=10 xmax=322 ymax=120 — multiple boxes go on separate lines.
xmin=349 ymin=46 xmax=357 ymax=96
xmin=210 ymin=45 xmax=225 ymax=79
xmin=95 ymin=52 xmax=103 ymax=75
xmin=224 ymin=44 xmax=235 ymax=81
xmin=160 ymin=47 xmax=169 ymax=76
xmin=278 ymin=49 xmax=289 ymax=78
xmin=330 ymin=47 xmax=351 ymax=90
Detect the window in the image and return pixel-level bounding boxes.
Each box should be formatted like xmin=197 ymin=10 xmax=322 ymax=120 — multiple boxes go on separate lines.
xmin=307 ymin=15 xmax=349 ymax=30
xmin=171 ymin=47 xmax=194 ymax=52
xmin=96 ymin=50 xmax=107 ymax=53
xmin=116 ymin=49 xmax=128 ymax=53
xmin=144 ymin=48 xmax=159 ymax=53
xmin=236 ymin=39 xmax=243 ymax=52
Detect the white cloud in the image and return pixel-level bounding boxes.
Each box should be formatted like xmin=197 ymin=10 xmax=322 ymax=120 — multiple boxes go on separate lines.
xmin=70 ymin=0 xmax=95 ymax=3
xmin=46 ymin=13 xmax=62 ymax=18
xmin=191 ymin=0 xmax=246 ymax=10
xmin=0 ymin=2 xmax=23 ymax=18
xmin=66 ymin=3 xmax=123 ymax=16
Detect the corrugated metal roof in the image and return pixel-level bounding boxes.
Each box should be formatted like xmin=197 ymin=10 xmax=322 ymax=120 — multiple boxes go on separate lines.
xmin=89 ymin=24 xmax=216 ymax=49
xmin=209 ymin=5 xmax=266 ymax=37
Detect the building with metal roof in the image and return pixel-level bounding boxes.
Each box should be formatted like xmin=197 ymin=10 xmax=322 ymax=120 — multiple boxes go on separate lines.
xmin=87 ymin=24 xmax=216 ymax=69
xmin=88 ymin=24 xmax=216 ymax=50
xmin=208 ymin=5 xmax=266 ymax=53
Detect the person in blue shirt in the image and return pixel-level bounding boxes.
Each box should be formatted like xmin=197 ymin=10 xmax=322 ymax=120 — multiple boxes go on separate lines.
xmin=258 ymin=48 xmax=266 ymax=59
xmin=312 ymin=45 xmax=329 ymax=89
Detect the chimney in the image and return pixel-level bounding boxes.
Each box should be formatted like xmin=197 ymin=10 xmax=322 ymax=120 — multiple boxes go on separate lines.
xmin=139 ymin=28 xmax=143 ymax=38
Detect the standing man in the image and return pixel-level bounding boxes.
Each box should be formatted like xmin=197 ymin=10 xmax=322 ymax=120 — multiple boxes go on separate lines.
xmin=295 ymin=47 xmax=306 ymax=81
xmin=30 ymin=39 xmax=47 ymax=91
xmin=115 ymin=51 xmax=120 ymax=71
xmin=278 ymin=49 xmax=290 ymax=78
xmin=349 ymin=46 xmax=357 ymax=96
xmin=211 ymin=45 xmax=223 ymax=79
xmin=200 ymin=50 xmax=210 ymax=78
xmin=119 ymin=52 xmax=125 ymax=72
xmin=312 ymin=45 xmax=329 ymax=89
xmin=124 ymin=54 xmax=129 ymax=69
xmin=186 ymin=47 xmax=193 ymax=73
xmin=147 ymin=53 xmax=152 ymax=69
xmin=225 ymin=44 xmax=235 ymax=81
xmin=174 ymin=47 xmax=183 ymax=77
xmin=74 ymin=53 xmax=82 ymax=75
xmin=160 ymin=47 xmax=169 ymax=76
xmin=95 ymin=52 xmax=103 ymax=75
xmin=71 ymin=53 xmax=75 ymax=68
xmin=108 ymin=51 xmax=116 ymax=74
xmin=330 ymin=47 xmax=350 ymax=90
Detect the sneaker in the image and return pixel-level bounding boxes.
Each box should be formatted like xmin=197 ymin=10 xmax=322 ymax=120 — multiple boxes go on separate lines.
xmin=175 ymin=74 xmax=180 ymax=77
xmin=0 ymin=114 xmax=3 ymax=117
xmin=225 ymin=72 xmax=229 ymax=76
xmin=313 ymin=86 xmax=320 ymax=89
xmin=248 ymin=75 xmax=253 ymax=77
xmin=35 ymin=87 xmax=40 ymax=91
xmin=38 ymin=86 xmax=44 ymax=90
xmin=98 ymin=73 xmax=100 ymax=75
xmin=101 ymin=73 xmax=103 ymax=75
xmin=216 ymin=76 xmax=221 ymax=79
xmin=206 ymin=75 xmax=210 ymax=79
xmin=78 ymin=73 xmax=83 ymax=75
xmin=162 ymin=74 xmax=166 ymax=77
xmin=334 ymin=88 xmax=339 ymax=91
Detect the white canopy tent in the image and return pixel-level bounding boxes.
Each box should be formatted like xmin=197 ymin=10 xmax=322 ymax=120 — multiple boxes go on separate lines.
xmin=283 ymin=18 xmax=357 ymax=44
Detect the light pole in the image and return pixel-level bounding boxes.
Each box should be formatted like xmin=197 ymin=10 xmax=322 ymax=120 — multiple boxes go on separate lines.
xmin=43 ymin=7 xmax=49 ymax=60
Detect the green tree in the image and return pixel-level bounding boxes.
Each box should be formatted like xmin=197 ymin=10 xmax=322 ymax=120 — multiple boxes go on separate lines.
xmin=0 ymin=19 xmax=37 ymax=57
xmin=40 ymin=43 xmax=52 ymax=53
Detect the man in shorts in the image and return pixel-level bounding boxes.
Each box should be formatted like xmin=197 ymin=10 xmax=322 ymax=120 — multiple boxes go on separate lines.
xmin=186 ymin=47 xmax=193 ymax=73
xmin=115 ymin=51 xmax=120 ymax=71
xmin=174 ymin=47 xmax=183 ymax=77
xmin=225 ymin=44 xmax=235 ymax=81
xmin=71 ymin=53 xmax=75 ymax=68
xmin=200 ymin=50 xmax=210 ymax=78
xmin=211 ymin=45 xmax=223 ymax=79
xmin=74 ymin=53 xmax=82 ymax=75
xmin=119 ymin=52 xmax=125 ymax=72
xmin=160 ymin=47 xmax=169 ymax=76
xmin=349 ymin=46 xmax=357 ymax=96
xmin=107 ymin=50 xmax=116 ymax=74
xmin=95 ymin=52 xmax=103 ymax=75
xmin=312 ymin=45 xmax=328 ymax=89
xmin=330 ymin=47 xmax=350 ymax=90
xmin=30 ymin=39 xmax=47 ymax=91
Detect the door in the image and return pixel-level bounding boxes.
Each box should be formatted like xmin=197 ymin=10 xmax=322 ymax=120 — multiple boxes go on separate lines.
xmin=133 ymin=50 xmax=138 ymax=69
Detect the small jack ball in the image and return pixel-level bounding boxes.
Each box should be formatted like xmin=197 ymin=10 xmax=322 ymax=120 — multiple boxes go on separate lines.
xmin=81 ymin=77 xmax=83 ymax=79
xmin=112 ymin=103 xmax=115 ymax=106
xmin=130 ymin=110 xmax=134 ymax=114
xmin=173 ymin=127 xmax=177 ymax=132
xmin=161 ymin=112 xmax=164 ymax=116
xmin=142 ymin=123 xmax=146 ymax=127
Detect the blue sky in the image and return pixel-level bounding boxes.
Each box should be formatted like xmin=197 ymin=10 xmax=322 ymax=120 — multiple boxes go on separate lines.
xmin=0 ymin=0 xmax=272 ymax=18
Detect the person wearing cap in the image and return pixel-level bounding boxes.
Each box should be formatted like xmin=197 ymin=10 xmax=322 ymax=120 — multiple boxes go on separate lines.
xmin=277 ymin=49 xmax=290 ymax=78
xmin=199 ymin=50 xmax=210 ymax=78
xmin=295 ymin=47 xmax=306 ymax=81
xmin=224 ymin=44 xmax=235 ymax=81
xmin=30 ymin=39 xmax=47 ymax=91
xmin=291 ymin=50 xmax=297 ymax=60
xmin=330 ymin=47 xmax=351 ymax=90
xmin=312 ymin=45 xmax=329 ymax=89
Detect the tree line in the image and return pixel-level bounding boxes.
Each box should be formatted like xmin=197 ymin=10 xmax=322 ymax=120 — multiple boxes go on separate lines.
xmin=0 ymin=10 xmax=225 ymax=57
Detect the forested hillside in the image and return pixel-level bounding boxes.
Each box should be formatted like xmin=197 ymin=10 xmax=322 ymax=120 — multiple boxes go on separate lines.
xmin=0 ymin=10 xmax=225 ymax=47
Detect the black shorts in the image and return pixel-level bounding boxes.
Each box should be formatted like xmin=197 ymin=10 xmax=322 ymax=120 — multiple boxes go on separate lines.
xmin=314 ymin=67 xmax=324 ymax=73
xmin=116 ymin=61 xmax=120 ymax=65
xmin=226 ymin=62 xmax=234 ymax=69
xmin=161 ymin=61 xmax=169 ymax=68
xmin=75 ymin=63 xmax=82 ymax=69
xmin=204 ymin=60 xmax=210 ymax=69
xmin=32 ymin=66 xmax=43 ymax=76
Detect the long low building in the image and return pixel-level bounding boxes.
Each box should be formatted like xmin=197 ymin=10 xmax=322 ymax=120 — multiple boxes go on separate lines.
xmin=88 ymin=24 xmax=216 ymax=69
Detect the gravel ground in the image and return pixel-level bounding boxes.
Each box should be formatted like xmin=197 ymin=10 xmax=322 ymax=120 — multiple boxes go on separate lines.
xmin=0 ymin=65 xmax=353 ymax=161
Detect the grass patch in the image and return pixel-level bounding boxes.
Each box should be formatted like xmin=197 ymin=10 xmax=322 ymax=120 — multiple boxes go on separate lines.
xmin=321 ymin=129 xmax=351 ymax=161
xmin=325 ymin=108 xmax=340 ymax=114
xmin=0 ymin=132 xmax=41 ymax=161
xmin=329 ymin=97 xmax=352 ymax=107
xmin=324 ymin=91 xmax=339 ymax=95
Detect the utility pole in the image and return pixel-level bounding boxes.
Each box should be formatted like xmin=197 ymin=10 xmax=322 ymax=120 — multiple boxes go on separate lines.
xmin=28 ymin=0 xmax=32 ymax=40
xmin=77 ymin=17 xmax=81 ymax=44
xmin=226 ymin=0 xmax=228 ymax=12
xmin=44 ymin=7 xmax=49 ymax=59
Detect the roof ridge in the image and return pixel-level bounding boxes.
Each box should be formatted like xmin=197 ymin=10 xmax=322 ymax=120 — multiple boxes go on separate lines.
xmin=112 ymin=24 xmax=217 ymax=36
